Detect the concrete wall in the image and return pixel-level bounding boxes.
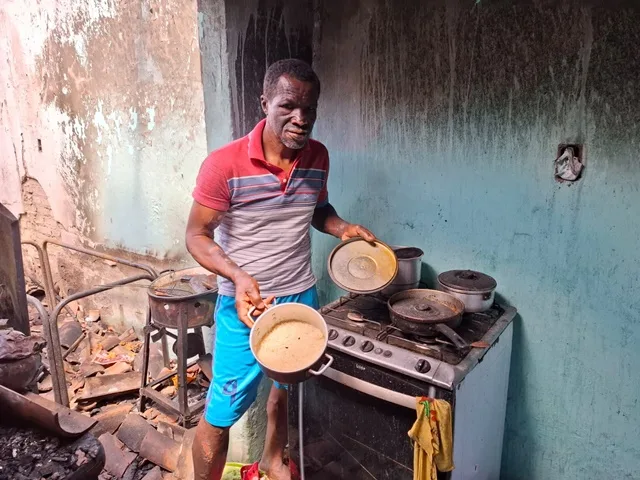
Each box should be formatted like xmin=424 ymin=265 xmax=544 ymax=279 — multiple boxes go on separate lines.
xmin=223 ymin=0 xmax=314 ymax=137
xmin=7 ymin=0 xmax=633 ymax=476
xmin=1 ymin=0 xmax=208 ymax=327
xmin=308 ymin=2 xmax=640 ymax=479
xmin=198 ymin=0 xmax=317 ymax=463
xmin=202 ymin=0 xmax=639 ymax=477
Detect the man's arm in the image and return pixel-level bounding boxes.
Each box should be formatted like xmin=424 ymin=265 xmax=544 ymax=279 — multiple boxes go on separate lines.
xmin=185 ymin=201 xmax=272 ymax=327
xmin=312 ymin=203 xmax=376 ymax=241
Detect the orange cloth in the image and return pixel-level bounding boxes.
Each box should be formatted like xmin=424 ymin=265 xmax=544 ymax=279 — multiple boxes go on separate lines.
xmin=407 ymin=397 xmax=454 ymax=480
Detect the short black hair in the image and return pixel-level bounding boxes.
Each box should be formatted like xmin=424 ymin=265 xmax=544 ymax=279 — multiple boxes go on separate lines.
xmin=263 ymin=59 xmax=321 ymax=99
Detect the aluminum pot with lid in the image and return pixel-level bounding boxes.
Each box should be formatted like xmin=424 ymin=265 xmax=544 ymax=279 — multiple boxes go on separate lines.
xmin=249 ymin=303 xmax=334 ymax=384
xmin=437 ymin=270 xmax=497 ymax=313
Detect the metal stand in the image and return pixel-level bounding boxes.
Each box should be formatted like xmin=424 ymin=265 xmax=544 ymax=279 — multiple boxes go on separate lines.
xmin=22 ymin=239 xmax=160 ymax=407
xmin=43 ymin=274 xmax=156 ymax=406
xmin=139 ymin=304 xmax=210 ymax=427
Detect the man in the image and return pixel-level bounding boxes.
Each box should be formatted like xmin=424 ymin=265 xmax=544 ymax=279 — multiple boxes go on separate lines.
xmin=186 ymin=58 xmax=375 ymax=480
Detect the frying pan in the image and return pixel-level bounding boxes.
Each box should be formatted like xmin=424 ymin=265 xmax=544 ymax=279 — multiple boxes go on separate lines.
xmin=386 ymin=289 xmax=469 ymax=350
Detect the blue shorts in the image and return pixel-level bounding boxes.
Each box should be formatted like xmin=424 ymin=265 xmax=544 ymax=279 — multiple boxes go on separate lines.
xmin=204 ymin=285 xmax=319 ymax=428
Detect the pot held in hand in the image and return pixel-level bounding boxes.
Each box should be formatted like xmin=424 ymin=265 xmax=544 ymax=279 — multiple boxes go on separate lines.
xmin=249 ymin=303 xmax=333 ymax=384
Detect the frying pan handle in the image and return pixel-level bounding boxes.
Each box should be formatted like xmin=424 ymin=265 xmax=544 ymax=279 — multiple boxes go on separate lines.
xmin=434 ymin=323 xmax=469 ymax=350
xmin=309 ymin=354 xmax=334 ymax=376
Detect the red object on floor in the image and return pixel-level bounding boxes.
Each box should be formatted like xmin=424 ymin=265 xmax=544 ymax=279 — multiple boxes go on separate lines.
xmin=239 ymin=460 xmax=299 ymax=479
xmin=240 ymin=462 xmax=261 ymax=480
xmin=289 ymin=459 xmax=300 ymax=480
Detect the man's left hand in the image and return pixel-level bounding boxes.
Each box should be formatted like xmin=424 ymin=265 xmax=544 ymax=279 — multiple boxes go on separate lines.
xmin=341 ymin=224 xmax=376 ymax=242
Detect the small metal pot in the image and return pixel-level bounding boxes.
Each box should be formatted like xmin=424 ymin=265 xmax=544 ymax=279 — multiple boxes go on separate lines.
xmin=437 ymin=270 xmax=497 ymax=313
xmin=249 ymin=303 xmax=333 ymax=384
xmin=381 ymin=246 xmax=424 ymax=296
xmin=148 ymin=267 xmax=218 ymax=329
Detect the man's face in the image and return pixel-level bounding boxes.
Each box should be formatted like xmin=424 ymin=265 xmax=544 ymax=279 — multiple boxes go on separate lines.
xmin=261 ymin=75 xmax=319 ymax=150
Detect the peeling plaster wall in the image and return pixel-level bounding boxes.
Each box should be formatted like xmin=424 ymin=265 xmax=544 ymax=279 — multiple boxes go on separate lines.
xmin=1 ymin=0 xmax=208 ymax=329
xmin=1 ymin=0 xmax=207 ymax=256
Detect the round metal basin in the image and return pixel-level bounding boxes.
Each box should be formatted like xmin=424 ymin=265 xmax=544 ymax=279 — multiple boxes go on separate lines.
xmin=148 ymin=266 xmax=218 ymax=329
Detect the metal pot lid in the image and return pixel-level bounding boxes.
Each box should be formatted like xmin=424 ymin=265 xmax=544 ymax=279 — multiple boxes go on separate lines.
xmin=149 ymin=266 xmax=218 ymax=300
xmin=438 ymin=270 xmax=497 ymax=293
xmin=327 ymin=238 xmax=398 ymax=294
xmin=388 ymin=289 xmax=464 ymax=324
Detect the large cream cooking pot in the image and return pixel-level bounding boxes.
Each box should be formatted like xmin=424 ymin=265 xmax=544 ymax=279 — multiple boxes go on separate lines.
xmin=249 ymin=303 xmax=333 ymax=384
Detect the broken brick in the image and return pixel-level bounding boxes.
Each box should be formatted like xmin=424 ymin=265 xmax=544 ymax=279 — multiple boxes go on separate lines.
xmin=98 ymin=433 xmax=137 ymax=478
xmin=90 ymin=403 xmax=134 ymax=437
xmin=116 ymin=413 xmax=155 ymax=453
xmin=104 ymin=362 xmax=132 ymax=376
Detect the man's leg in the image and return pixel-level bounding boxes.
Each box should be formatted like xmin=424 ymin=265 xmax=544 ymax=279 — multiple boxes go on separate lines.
xmin=193 ymin=294 xmax=264 ymax=480
xmin=193 ymin=418 xmax=229 ymax=480
xmin=259 ymin=384 xmax=290 ymax=479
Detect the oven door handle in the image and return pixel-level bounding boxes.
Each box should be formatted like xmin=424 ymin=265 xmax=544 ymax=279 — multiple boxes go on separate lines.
xmin=322 ymin=367 xmax=417 ymax=410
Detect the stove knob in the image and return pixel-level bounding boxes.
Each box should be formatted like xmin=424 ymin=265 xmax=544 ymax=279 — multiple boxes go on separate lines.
xmin=374 ymin=348 xmax=383 ymax=355
xmin=383 ymin=350 xmax=392 ymax=358
xmin=328 ymin=329 xmax=339 ymax=341
xmin=342 ymin=336 xmax=356 ymax=347
xmin=415 ymin=359 xmax=431 ymax=374
xmin=360 ymin=341 xmax=374 ymax=353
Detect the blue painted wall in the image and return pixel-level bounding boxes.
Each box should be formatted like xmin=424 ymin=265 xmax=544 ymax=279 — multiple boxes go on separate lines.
xmin=307 ymin=2 xmax=640 ymax=479
xmin=201 ymin=0 xmax=640 ymax=477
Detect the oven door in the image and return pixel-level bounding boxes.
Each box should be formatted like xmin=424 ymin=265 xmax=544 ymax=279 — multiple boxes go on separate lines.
xmin=288 ymin=350 xmax=454 ymax=480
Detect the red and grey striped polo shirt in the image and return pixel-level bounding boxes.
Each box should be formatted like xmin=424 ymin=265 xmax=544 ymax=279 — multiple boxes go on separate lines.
xmin=193 ymin=119 xmax=329 ymax=297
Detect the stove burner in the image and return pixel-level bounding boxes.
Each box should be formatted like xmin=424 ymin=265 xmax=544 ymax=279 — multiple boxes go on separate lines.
xmin=375 ymin=325 xmax=397 ymax=342
xmin=349 ymin=295 xmax=386 ymax=311
xmin=347 ymin=311 xmax=365 ymax=322
xmin=412 ymin=334 xmax=438 ymax=344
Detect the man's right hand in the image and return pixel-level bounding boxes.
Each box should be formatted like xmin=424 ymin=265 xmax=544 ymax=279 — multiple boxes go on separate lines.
xmin=234 ymin=272 xmax=274 ymax=328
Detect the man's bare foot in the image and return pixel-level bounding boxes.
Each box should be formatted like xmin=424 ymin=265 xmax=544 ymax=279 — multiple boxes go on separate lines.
xmin=259 ymin=460 xmax=291 ymax=480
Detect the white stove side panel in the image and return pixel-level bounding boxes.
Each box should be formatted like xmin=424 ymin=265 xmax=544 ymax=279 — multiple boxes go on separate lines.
xmin=451 ymin=322 xmax=514 ymax=480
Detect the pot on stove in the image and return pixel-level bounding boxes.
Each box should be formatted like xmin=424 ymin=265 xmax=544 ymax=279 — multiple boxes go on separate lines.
xmin=381 ymin=246 xmax=424 ymax=297
xmin=437 ymin=270 xmax=497 ymax=313
xmin=387 ymin=289 xmax=469 ymax=350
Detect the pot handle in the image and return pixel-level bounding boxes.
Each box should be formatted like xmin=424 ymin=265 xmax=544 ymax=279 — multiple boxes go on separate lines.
xmin=247 ymin=302 xmax=272 ymax=319
xmin=309 ymin=353 xmax=334 ymax=376
xmin=434 ymin=323 xmax=469 ymax=350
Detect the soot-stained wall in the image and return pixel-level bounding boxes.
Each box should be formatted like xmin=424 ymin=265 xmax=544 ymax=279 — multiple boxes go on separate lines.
xmin=200 ymin=0 xmax=640 ymax=478
xmin=225 ymin=0 xmax=314 ymax=137
xmin=309 ymin=2 xmax=640 ymax=479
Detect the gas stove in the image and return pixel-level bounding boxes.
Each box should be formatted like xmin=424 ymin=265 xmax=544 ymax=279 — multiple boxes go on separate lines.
xmin=320 ymin=293 xmax=516 ymax=390
xmin=290 ymin=293 xmax=517 ymax=479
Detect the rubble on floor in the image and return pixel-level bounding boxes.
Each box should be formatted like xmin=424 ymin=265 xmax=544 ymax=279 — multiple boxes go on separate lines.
xmin=0 ymin=426 xmax=103 ymax=480
xmin=0 ymin=328 xmax=45 ymax=392
xmin=1 ymin=296 xmax=210 ymax=479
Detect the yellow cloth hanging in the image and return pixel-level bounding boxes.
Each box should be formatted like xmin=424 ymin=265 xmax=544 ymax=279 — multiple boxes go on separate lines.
xmin=407 ymin=397 xmax=454 ymax=480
